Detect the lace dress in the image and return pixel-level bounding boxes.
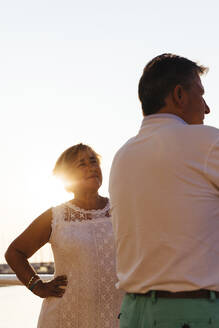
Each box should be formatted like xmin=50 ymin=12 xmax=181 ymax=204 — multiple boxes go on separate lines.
xmin=37 ymin=200 xmax=123 ymax=328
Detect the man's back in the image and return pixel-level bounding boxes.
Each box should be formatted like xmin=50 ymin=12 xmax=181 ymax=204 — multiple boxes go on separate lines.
xmin=109 ymin=114 xmax=219 ymax=293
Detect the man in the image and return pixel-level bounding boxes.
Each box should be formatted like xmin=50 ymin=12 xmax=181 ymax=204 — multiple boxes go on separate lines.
xmin=109 ymin=54 xmax=219 ymax=328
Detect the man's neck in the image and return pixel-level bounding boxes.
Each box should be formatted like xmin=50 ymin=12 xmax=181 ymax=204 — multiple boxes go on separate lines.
xmin=157 ymin=107 xmax=189 ymax=124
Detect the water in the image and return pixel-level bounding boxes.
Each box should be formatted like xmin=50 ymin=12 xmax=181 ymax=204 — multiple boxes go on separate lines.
xmin=0 ymin=285 xmax=43 ymax=328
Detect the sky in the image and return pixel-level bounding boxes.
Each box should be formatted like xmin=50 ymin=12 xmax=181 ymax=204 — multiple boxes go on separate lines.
xmin=1 ymin=0 xmax=219 ymax=263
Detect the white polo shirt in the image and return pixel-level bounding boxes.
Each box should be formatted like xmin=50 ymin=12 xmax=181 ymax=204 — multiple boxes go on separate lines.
xmin=109 ymin=114 xmax=219 ymax=293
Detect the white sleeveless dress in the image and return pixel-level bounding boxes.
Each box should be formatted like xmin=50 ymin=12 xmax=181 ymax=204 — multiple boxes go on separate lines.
xmin=37 ymin=200 xmax=123 ymax=328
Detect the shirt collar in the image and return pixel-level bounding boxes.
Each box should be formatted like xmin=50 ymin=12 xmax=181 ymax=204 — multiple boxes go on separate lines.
xmin=142 ymin=113 xmax=188 ymax=126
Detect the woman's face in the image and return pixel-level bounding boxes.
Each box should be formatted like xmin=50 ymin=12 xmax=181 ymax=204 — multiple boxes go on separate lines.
xmin=66 ymin=149 xmax=102 ymax=193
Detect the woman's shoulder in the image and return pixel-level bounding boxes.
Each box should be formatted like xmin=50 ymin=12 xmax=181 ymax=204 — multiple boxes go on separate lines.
xmin=51 ymin=202 xmax=68 ymax=218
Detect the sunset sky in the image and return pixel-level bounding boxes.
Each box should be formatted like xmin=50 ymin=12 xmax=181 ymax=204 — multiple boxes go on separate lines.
xmin=1 ymin=0 xmax=219 ymax=263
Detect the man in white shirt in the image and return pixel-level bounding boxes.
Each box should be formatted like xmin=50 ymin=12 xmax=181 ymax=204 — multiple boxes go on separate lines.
xmin=109 ymin=54 xmax=219 ymax=328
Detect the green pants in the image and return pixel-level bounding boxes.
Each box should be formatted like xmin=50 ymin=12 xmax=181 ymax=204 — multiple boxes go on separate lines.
xmin=119 ymin=292 xmax=219 ymax=328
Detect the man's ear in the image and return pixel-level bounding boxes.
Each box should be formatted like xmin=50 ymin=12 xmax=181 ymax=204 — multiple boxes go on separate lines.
xmin=172 ymin=85 xmax=187 ymax=107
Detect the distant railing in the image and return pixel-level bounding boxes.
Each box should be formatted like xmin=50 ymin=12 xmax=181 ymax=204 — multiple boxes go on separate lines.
xmin=0 ymin=274 xmax=53 ymax=286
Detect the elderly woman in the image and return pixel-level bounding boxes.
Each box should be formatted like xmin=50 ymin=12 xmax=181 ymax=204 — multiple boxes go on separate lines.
xmin=5 ymin=143 xmax=122 ymax=328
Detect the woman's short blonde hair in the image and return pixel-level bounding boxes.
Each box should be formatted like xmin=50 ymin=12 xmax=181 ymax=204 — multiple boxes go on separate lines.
xmin=53 ymin=143 xmax=101 ymax=182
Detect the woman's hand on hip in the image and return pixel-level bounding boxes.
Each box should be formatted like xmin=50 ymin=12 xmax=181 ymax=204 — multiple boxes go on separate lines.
xmin=32 ymin=275 xmax=68 ymax=298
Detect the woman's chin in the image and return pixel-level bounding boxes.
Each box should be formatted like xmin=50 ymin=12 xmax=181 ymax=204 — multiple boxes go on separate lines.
xmin=66 ymin=177 xmax=101 ymax=194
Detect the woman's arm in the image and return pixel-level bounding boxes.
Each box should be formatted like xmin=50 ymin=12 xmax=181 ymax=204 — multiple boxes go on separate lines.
xmin=5 ymin=209 xmax=67 ymax=298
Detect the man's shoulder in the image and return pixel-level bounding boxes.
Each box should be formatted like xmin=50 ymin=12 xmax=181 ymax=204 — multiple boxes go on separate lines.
xmin=174 ymin=124 xmax=219 ymax=140
xmin=112 ymin=124 xmax=219 ymax=164
xmin=183 ymin=124 xmax=219 ymax=133
xmin=157 ymin=124 xmax=219 ymax=154
xmin=110 ymin=137 xmax=137 ymax=172
xmin=113 ymin=136 xmax=136 ymax=157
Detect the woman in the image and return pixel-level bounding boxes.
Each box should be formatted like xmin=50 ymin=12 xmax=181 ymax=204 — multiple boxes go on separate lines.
xmin=5 ymin=143 xmax=122 ymax=328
